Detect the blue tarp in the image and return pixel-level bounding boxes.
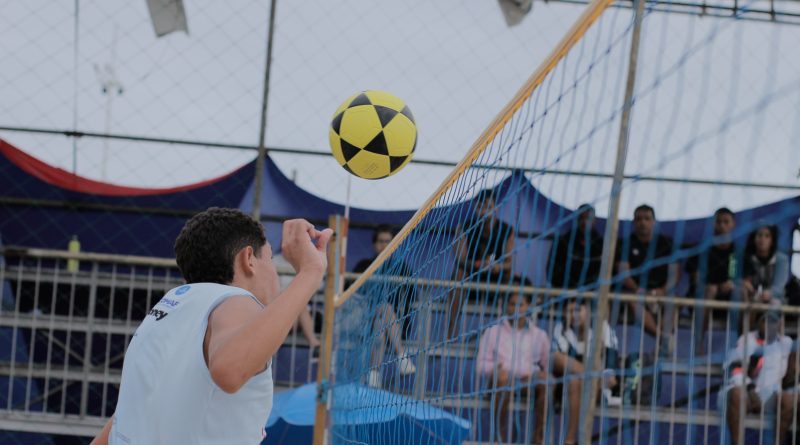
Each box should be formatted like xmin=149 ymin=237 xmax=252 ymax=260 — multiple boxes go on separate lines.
xmin=263 ymin=383 xmax=470 ymax=445
xmin=0 ymin=139 xmax=254 ymax=258
xmin=0 ymin=139 xmax=797 ymax=283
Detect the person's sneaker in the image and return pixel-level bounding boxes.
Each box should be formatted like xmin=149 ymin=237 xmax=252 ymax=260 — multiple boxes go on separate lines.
xmin=368 ymin=370 xmax=382 ymax=388
xmin=398 ymin=357 xmax=417 ymax=375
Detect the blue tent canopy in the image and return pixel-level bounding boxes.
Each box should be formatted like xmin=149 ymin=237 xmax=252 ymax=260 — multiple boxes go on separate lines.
xmin=0 ymin=139 xmax=796 ymax=282
xmin=0 ymin=139 xmax=254 ymax=258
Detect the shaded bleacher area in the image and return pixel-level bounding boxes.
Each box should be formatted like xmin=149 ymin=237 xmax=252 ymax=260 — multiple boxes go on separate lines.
xmin=334 ymin=283 xmax=800 ymax=445
xmin=1 ymin=247 xmax=798 ymax=445
xmin=0 ymin=247 xmax=321 ymax=444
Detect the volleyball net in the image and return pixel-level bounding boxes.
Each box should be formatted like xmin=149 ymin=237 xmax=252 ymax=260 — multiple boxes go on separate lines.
xmin=323 ymin=0 xmax=800 ymax=444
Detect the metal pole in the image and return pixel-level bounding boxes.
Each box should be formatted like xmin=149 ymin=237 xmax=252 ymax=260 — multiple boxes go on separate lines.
xmin=580 ymin=0 xmax=646 ymax=443
xmin=252 ymin=0 xmax=278 ymax=220
xmin=71 ymin=0 xmax=80 ymax=176
xmin=313 ymin=215 xmax=347 ymax=445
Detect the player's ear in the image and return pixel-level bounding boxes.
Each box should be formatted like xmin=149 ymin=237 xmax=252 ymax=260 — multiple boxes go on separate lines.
xmin=235 ymin=245 xmax=256 ymax=277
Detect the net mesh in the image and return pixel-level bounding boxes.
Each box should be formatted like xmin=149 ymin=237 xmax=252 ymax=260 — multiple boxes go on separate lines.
xmin=329 ymin=1 xmax=800 ymax=444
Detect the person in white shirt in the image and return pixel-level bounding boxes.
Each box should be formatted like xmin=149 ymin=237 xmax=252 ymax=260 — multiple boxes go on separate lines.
xmin=723 ymin=310 xmax=800 ymax=445
xmin=91 ymin=208 xmax=332 ymax=445
xmin=552 ymin=299 xmax=620 ymax=405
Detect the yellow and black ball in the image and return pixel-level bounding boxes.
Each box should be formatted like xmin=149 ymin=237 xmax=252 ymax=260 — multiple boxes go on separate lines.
xmin=329 ymin=90 xmax=417 ymax=179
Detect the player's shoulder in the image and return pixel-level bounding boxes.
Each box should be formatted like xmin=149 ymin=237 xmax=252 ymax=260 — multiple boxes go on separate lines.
xmin=209 ymin=294 xmax=263 ymax=323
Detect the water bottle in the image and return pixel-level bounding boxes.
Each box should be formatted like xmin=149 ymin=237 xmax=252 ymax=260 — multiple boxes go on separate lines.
xmin=67 ymin=235 xmax=80 ymax=273
xmin=728 ymin=252 xmax=737 ymax=279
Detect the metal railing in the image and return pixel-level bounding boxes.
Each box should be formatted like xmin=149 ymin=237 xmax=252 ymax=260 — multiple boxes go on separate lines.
xmin=337 ymin=272 xmax=800 ymax=445
xmin=0 ymin=247 xmax=323 ymax=437
xmin=2 ymin=246 xmax=798 ymax=443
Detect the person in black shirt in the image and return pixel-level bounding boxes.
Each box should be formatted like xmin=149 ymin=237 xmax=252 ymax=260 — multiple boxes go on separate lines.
xmin=616 ymin=204 xmax=679 ymax=354
xmin=687 ymin=208 xmax=738 ymax=353
xmin=448 ymin=189 xmax=515 ymax=338
xmin=548 ymin=204 xmax=604 ymax=289
xmin=353 ymin=225 xmax=417 ymax=387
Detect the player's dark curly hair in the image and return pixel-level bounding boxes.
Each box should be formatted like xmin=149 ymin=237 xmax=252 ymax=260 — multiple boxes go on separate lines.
xmin=175 ymin=207 xmax=267 ymax=284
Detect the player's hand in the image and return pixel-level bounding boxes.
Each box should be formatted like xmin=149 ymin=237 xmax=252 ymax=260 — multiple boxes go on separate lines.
xmin=281 ymin=219 xmax=333 ymax=276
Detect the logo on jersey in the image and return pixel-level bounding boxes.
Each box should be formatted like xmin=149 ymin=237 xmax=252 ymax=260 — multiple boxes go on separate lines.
xmin=175 ymin=285 xmax=191 ymax=295
xmin=158 ymin=297 xmax=180 ymax=308
xmin=148 ymin=308 xmax=169 ymax=321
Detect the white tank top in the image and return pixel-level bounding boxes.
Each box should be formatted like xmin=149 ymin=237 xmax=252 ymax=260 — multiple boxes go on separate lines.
xmin=111 ymin=283 xmax=273 ymax=445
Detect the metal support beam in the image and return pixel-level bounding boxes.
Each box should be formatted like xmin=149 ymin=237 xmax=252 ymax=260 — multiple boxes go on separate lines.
xmin=252 ymin=0 xmax=279 ymax=219
xmin=580 ymin=0 xmax=646 ymax=442
xmin=2 ymin=125 xmax=798 ymax=191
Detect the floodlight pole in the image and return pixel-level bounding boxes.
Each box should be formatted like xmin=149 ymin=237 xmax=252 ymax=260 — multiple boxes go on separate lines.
xmin=580 ymin=0 xmax=646 ymax=443
xmin=252 ymin=0 xmax=278 ymax=220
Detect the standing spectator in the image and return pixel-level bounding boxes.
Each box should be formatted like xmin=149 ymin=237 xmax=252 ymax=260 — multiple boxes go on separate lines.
xmin=353 ymin=225 xmax=417 ymax=387
xmin=616 ymin=204 xmax=679 ymax=355
xmin=688 ymin=208 xmax=739 ymax=353
xmin=449 ymin=189 xmax=515 ymax=338
xmin=548 ymin=204 xmax=604 ymax=289
xmin=476 ymin=276 xmax=582 ymax=445
xmin=722 ymin=310 xmax=799 ymax=445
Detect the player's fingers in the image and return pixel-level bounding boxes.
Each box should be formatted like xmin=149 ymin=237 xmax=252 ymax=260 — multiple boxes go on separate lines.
xmin=315 ymin=228 xmax=334 ymax=252
xmin=306 ymin=225 xmax=322 ymax=240
xmin=283 ymin=219 xmax=314 ymax=241
xmin=289 ymin=219 xmax=314 ymax=234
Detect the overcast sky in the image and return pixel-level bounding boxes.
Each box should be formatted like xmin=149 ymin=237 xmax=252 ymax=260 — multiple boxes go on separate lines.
xmin=1 ymin=0 xmax=799 ymax=223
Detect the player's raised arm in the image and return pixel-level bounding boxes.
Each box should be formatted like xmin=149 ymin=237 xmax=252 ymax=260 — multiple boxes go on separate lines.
xmin=205 ymin=219 xmax=332 ymax=393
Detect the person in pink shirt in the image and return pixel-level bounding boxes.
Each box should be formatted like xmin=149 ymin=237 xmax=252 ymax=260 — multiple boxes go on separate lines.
xmin=476 ymin=277 xmax=582 ymax=445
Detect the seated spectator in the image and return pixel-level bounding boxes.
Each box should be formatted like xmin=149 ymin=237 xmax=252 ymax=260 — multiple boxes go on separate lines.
xmin=687 ymin=207 xmax=739 ymax=353
xmin=353 ymin=225 xmax=417 ymax=387
xmin=476 ymin=276 xmax=581 ymax=445
xmin=449 ymin=189 xmax=515 ymax=338
xmin=552 ymin=298 xmax=620 ymax=405
xmin=740 ymin=223 xmax=790 ymax=331
xmin=743 ymin=223 xmax=790 ymax=305
xmin=548 ymin=204 xmax=604 ymax=290
xmin=616 ymin=204 xmax=679 ymax=355
xmin=722 ymin=310 xmax=799 ymax=445
xmin=273 ymin=253 xmax=321 ymax=348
